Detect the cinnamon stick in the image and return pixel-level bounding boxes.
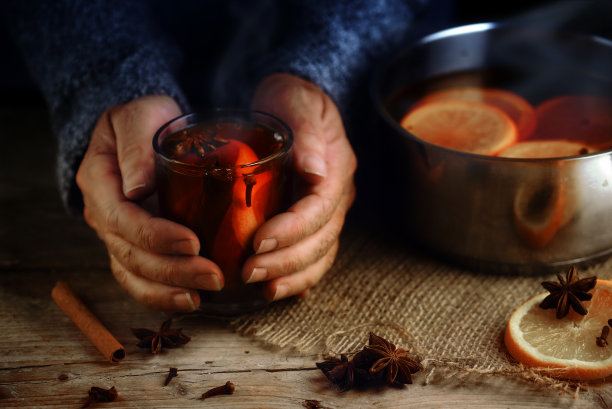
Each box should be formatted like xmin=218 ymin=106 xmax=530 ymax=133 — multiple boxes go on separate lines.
xmin=51 ymin=281 xmax=125 ymax=364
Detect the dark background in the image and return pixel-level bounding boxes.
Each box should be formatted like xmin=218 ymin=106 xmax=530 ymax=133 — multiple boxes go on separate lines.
xmin=3 ymin=0 xmax=600 ymax=110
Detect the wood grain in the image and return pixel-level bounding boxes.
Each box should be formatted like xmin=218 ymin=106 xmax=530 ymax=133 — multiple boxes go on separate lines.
xmin=0 ymin=107 xmax=607 ymax=408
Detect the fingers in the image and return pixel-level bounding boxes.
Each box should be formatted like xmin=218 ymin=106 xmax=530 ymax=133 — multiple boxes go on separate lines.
xmin=251 ymin=75 xmax=356 ymax=251
xmin=111 ymin=95 xmax=182 ymax=200
xmin=110 ymin=255 xmax=201 ymax=313
xmin=79 ymin=110 xmax=199 ymax=256
xmin=105 ymin=232 xmax=223 ymax=290
xmin=252 ymin=162 xmax=355 ymax=253
xmin=262 ymin=240 xmax=339 ymax=301
xmin=76 ymin=96 xmax=224 ymax=312
xmin=251 ymin=129 xmax=356 ymax=254
xmin=243 ymin=192 xmax=349 ymax=284
xmin=247 ymin=74 xmax=357 ymax=299
xmin=96 ymin=198 xmax=200 ymax=256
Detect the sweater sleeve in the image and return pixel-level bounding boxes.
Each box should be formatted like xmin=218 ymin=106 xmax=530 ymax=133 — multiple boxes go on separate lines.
xmin=211 ymin=0 xmax=430 ymax=114
xmin=2 ymin=0 xmax=188 ymax=213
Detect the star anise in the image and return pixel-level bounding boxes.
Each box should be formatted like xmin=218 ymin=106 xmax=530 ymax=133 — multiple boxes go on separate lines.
xmin=166 ymin=128 xmax=230 ymax=159
xmin=82 ymin=386 xmax=118 ymax=408
xmin=131 ymin=317 xmax=191 ymax=354
xmin=316 ymin=354 xmax=357 ymax=390
xmin=316 ymin=349 xmax=376 ymax=390
xmin=316 ymin=333 xmax=422 ymax=390
xmin=539 ymin=266 xmax=597 ymax=319
xmin=364 ymin=333 xmax=422 ymax=386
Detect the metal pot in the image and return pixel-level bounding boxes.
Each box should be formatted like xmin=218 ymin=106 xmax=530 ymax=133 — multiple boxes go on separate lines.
xmin=372 ymin=23 xmax=612 ymax=273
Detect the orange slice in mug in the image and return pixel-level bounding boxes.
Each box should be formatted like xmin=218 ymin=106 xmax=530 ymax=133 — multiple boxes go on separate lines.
xmin=532 ymin=95 xmax=612 ymax=150
xmin=400 ymin=99 xmax=517 ymax=155
xmin=505 ymin=279 xmax=612 ymax=381
xmin=415 ymin=87 xmax=536 ymax=139
xmin=210 ymin=140 xmax=270 ymax=290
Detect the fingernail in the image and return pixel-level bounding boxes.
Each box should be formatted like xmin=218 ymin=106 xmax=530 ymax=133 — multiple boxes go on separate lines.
xmin=184 ymin=292 xmax=197 ymax=311
xmin=303 ymin=154 xmax=327 ymax=178
xmin=256 ymin=238 xmax=278 ymax=254
xmin=174 ymin=291 xmax=197 ymax=311
xmin=195 ymin=274 xmax=222 ymax=291
xmin=123 ymin=170 xmax=146 ymax=195
xmin=273 ymin=283 xmax=290 ymax=300
xmin=172 ymin=239 xmax=199 ymax=255
xmin=246 ymin=267 xmax=268 ymax=283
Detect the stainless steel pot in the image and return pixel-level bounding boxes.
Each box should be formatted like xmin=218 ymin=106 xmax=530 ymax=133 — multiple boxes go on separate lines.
xmin=372 ymin=23 xmax=612 ymax=273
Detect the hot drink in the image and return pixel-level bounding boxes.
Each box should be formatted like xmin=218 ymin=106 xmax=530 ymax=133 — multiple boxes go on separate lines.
xmin=154 ymin=111 xmax=293 ymax=315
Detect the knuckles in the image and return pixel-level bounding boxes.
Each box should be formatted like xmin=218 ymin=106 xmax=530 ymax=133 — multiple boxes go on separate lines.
xmin=135 ymin=218 xmax=156 ymax=251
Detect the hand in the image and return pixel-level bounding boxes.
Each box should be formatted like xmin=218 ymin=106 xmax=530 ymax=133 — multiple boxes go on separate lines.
xmin=76 ymin=95 xmax=223 ymax=313
xmin=244 ymin=73 xmax=357 ymax=300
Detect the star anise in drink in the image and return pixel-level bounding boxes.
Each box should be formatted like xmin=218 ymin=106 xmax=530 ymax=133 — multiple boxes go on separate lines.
xmin=131 ymin=317 xmax=191 ymax=354
xmin=165 ymin=128 xmax=230 ymax=159
xmin=363 ymin=333 xmax=423 ymax=386
xmin=539 ymin=265 xmax=597 ymax=319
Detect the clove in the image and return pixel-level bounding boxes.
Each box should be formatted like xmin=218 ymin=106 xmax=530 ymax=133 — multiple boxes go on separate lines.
xmin=596 ymin=325 xmax=610 ymax=347
xmin=201 ymin=381 xmax=235 ymax=399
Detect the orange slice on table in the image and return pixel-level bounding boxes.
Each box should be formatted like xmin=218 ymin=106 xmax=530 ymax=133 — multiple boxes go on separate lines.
xmin=532 ymin=95 xmax=612 ymax=150
xmin=498 ymin=140 xmax=593 ymax=159
xmin=504 ymin=279 xmax=612 ymax=381
xmin=415 ymin=87 xmax=536 ymax=140
xmin=400 ymin=99 xmax=517 ymax=155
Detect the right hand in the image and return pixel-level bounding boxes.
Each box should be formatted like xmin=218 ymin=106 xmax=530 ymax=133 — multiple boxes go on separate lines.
xmin=76 ymin=95 xmax=224 ymax=313
xmin=244 ymin=73 xmax=357 ymax=300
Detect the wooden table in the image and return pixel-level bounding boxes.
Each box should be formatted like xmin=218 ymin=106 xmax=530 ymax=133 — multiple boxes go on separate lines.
xmin=1 ymin=105 xmax=608 ymax=408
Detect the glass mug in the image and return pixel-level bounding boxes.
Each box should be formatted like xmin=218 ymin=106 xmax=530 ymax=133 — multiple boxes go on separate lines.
xmin=153 ymin=110 xmax=293 ymax=315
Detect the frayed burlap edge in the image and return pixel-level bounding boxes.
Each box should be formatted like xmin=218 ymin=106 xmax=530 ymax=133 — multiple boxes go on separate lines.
xmin=229 ymin=229 xmax=612 ymax=403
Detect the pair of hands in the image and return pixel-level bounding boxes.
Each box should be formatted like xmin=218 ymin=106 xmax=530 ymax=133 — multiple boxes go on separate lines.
xmin=76 ymin=73 xmax=356 ymax=313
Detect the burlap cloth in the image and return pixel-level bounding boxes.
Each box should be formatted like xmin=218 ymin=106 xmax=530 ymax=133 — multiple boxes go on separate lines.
xmin=230 ymin=226 xmax=612 ymax=397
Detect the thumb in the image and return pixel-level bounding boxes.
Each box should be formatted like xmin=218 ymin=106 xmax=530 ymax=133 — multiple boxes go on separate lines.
xmin=112 ymin=95 xmax=182 ymax=200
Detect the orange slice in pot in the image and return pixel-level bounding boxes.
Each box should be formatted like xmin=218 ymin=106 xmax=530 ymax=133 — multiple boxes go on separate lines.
xmin=532 ymin=95 xmax=612 ymax=150
xmin=400 ymin=99 xmax=517 ymax=155
xmin=498 ymin=140 xmax=593 ymax=159
xmin=415 ymin=87 xmax=536 ymax=140
xmin=512 ymin=182 xmax=567 ymax=249
xmin=504 ymin=279 xmax=612 ymax=381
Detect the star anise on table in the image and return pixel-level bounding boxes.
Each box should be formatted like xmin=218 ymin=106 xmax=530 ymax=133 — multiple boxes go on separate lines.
xmin=82 ymin=386 xmax=118 ymax=408
xmin=364 ymin=333 xmax=423 ymax=385
xmin=131 ymin=317 xmax=191 ymax=354
xmin=316 ymin=354 xmax=367 ymax=390
xmin=539 ymin=265 xmax=597 ymax=319
xmin=316 ymin=333 xmax=422 ymax=390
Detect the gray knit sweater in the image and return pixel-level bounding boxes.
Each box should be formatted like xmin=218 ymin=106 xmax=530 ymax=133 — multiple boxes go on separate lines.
xmin=2 ymin=0 xmax=433 ymax=212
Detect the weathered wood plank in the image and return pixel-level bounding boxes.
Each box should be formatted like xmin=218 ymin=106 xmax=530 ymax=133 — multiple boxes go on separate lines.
xmin=0 ymin=268 xmax=603 ymax=409
xmin=0 ymin=353 xmax=597 ymax=408
xmin=1 ymin=107 xmax=608 ymax=409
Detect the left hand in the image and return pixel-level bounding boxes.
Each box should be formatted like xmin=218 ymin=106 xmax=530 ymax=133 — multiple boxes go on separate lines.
xmin=243 ymin=73 xmax=357 ymax=300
